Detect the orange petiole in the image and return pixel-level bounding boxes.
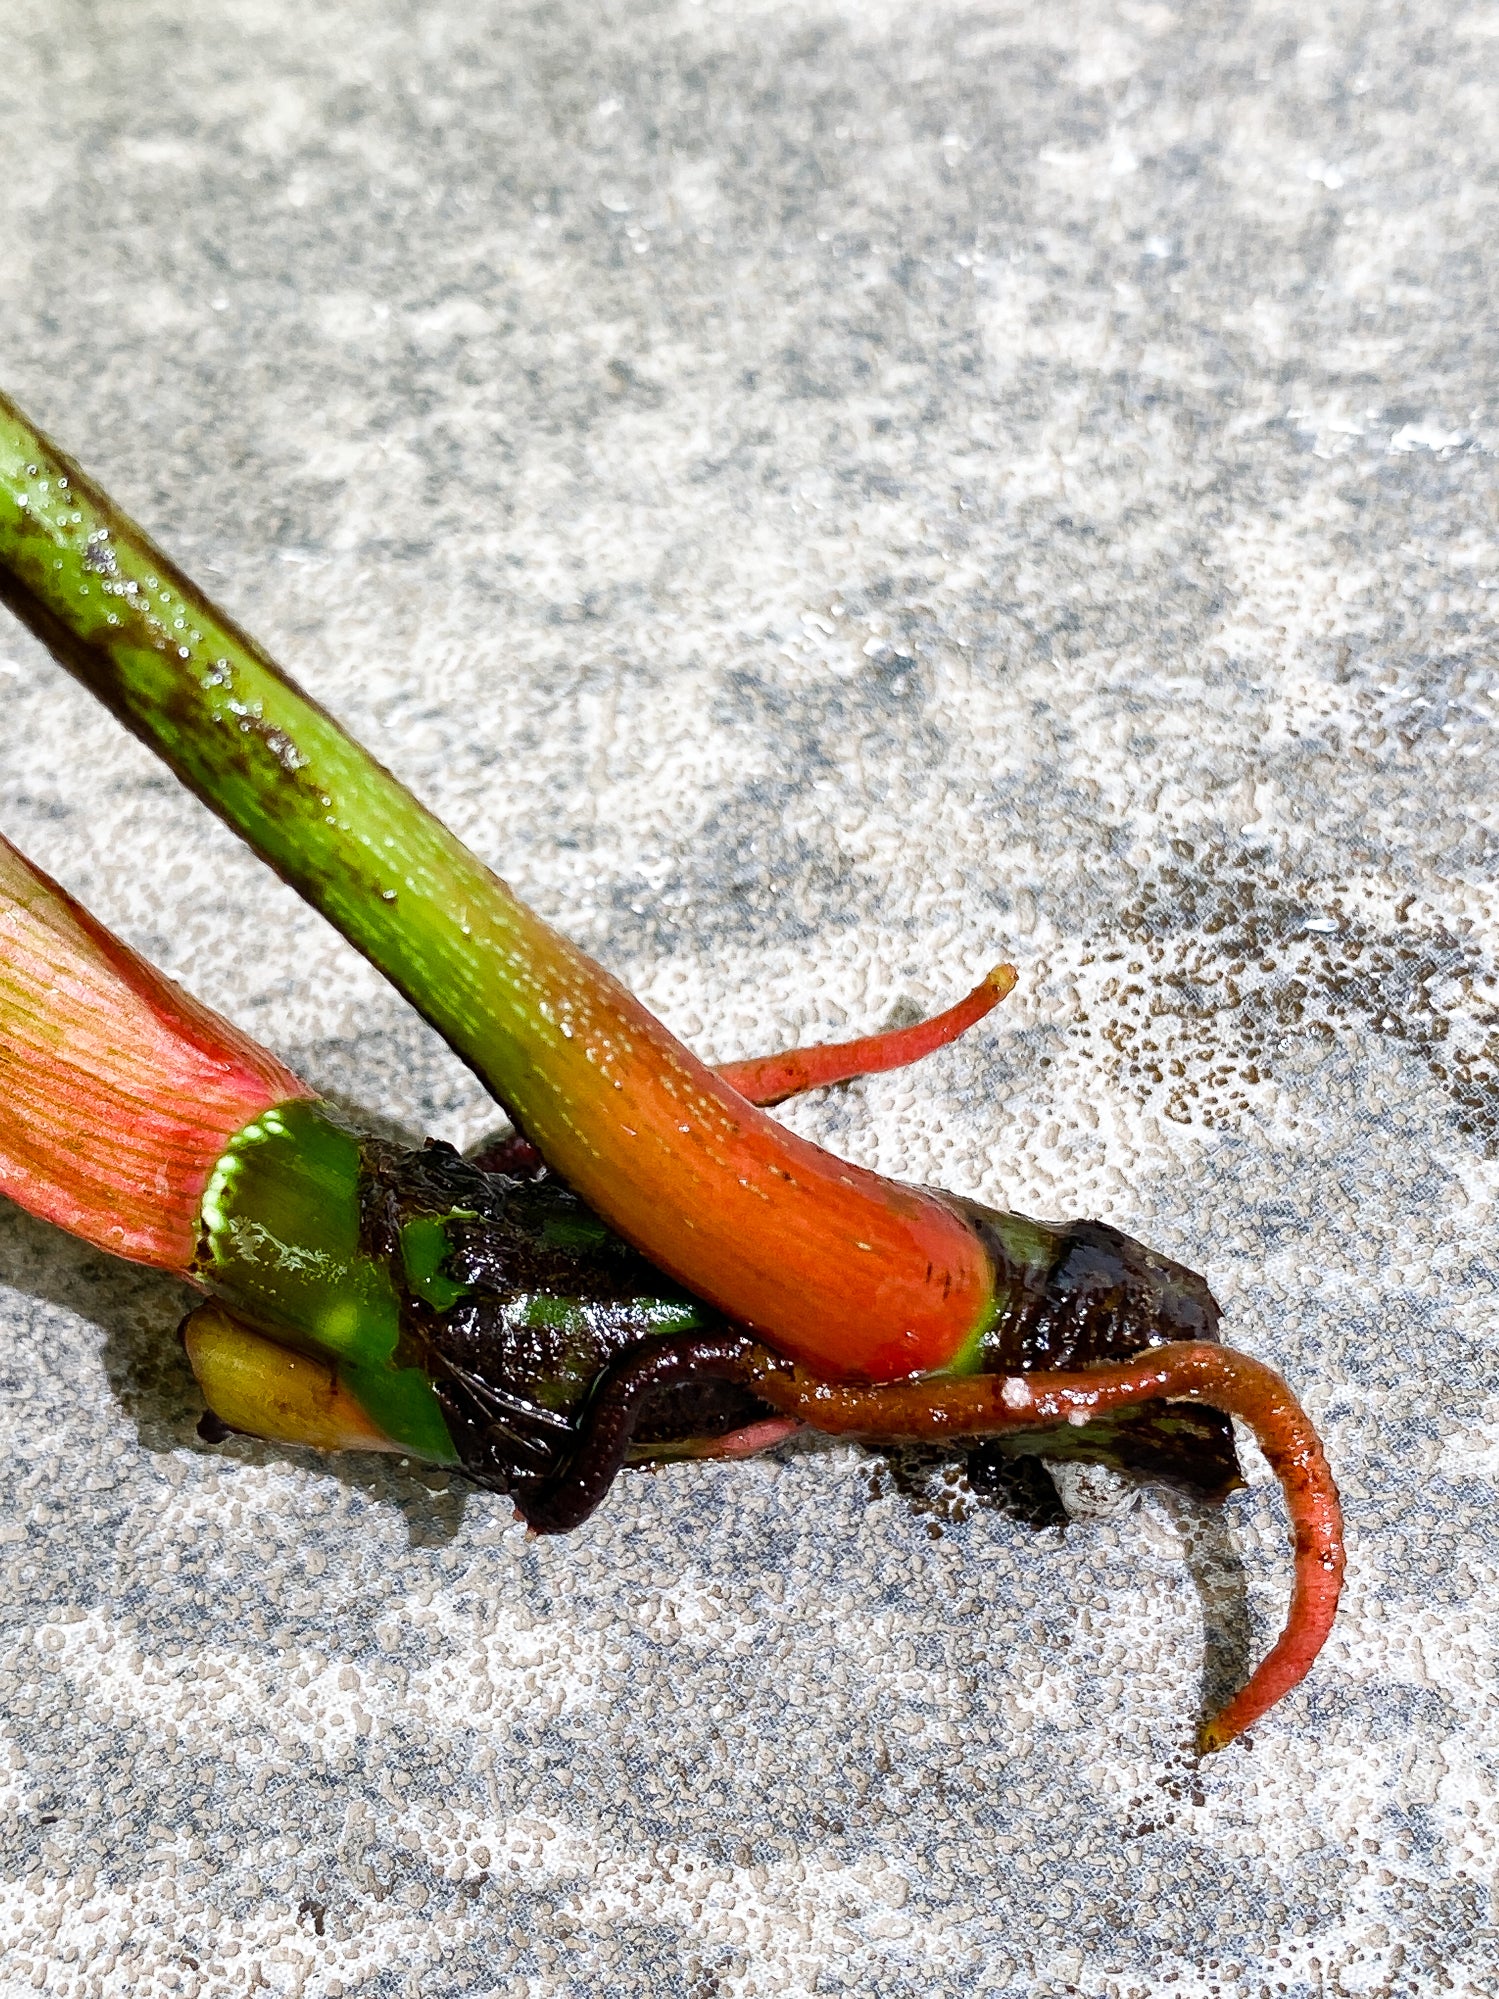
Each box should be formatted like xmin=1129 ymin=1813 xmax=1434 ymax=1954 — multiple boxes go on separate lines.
xmin=475 ymin=964 xmax=1017 ymax=1177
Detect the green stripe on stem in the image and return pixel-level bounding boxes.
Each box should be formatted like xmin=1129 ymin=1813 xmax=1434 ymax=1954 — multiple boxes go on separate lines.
xmin=0 ymin=388 xmax=995 ymax=1382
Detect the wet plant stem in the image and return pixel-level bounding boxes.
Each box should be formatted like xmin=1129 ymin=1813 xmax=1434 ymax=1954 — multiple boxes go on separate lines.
xmin=0 ymin=388 xmax=995 ymax=1381
xmin=0 ymin=390 xmax=1346 ymax=1750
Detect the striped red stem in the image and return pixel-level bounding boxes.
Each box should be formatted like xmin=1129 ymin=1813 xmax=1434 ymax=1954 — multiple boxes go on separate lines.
xmin=0 ymin=832 xmax=310 ymax=1270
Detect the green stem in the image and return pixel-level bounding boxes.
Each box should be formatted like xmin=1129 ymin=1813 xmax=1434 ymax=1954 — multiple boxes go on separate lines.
xmin=196 ymin=1099 xmax=458 ymax=1462
xmin=0 ymin=386 xmax=996 ymax=1381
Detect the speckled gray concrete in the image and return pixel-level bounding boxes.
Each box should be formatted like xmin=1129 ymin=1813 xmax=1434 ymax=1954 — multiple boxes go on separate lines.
xmin=1 ymin=0 xmax=1497 ymax=1993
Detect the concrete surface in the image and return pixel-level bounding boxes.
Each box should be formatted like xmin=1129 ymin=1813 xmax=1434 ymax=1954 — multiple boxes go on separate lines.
xmin=1 ymin=0 xmax=1497 ymax=1993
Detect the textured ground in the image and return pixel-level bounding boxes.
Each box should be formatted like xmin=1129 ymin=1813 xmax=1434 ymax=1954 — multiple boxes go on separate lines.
xmin=2 ymin=0 xmax=1498 ymax=1993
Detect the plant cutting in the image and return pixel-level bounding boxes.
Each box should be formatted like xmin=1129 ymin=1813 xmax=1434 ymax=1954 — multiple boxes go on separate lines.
xmin=0 ymin=388 xmax=1344 ymax=1752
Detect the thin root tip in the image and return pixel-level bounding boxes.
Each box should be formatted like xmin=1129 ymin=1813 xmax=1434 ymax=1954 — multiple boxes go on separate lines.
xmin=984 ymin=963 xmax=1019 ymax=999
xmin=1195 ymin=1717 xmax=1233 ymax=1757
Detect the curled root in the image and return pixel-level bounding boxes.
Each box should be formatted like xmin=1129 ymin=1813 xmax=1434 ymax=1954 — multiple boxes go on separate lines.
xmin=744 ymin=1339 xmax=1344 ymax=1754
xmin=517 ymin=1333 xmax=1343 ymax=1754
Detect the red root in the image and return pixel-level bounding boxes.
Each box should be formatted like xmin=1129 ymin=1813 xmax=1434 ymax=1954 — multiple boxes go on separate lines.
xmin=687 ymin=1416 xmax=804 ymax=1460
xmin=717 ymin=964 xmax=1017 ymax=1107
xmin=742 ymin=1339 xmax=1344 ymax=1753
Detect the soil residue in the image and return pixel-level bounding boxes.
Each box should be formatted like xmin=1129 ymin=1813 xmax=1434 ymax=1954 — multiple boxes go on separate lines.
xmin=1065 ymin=840 xmax=1499 ymax=1153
